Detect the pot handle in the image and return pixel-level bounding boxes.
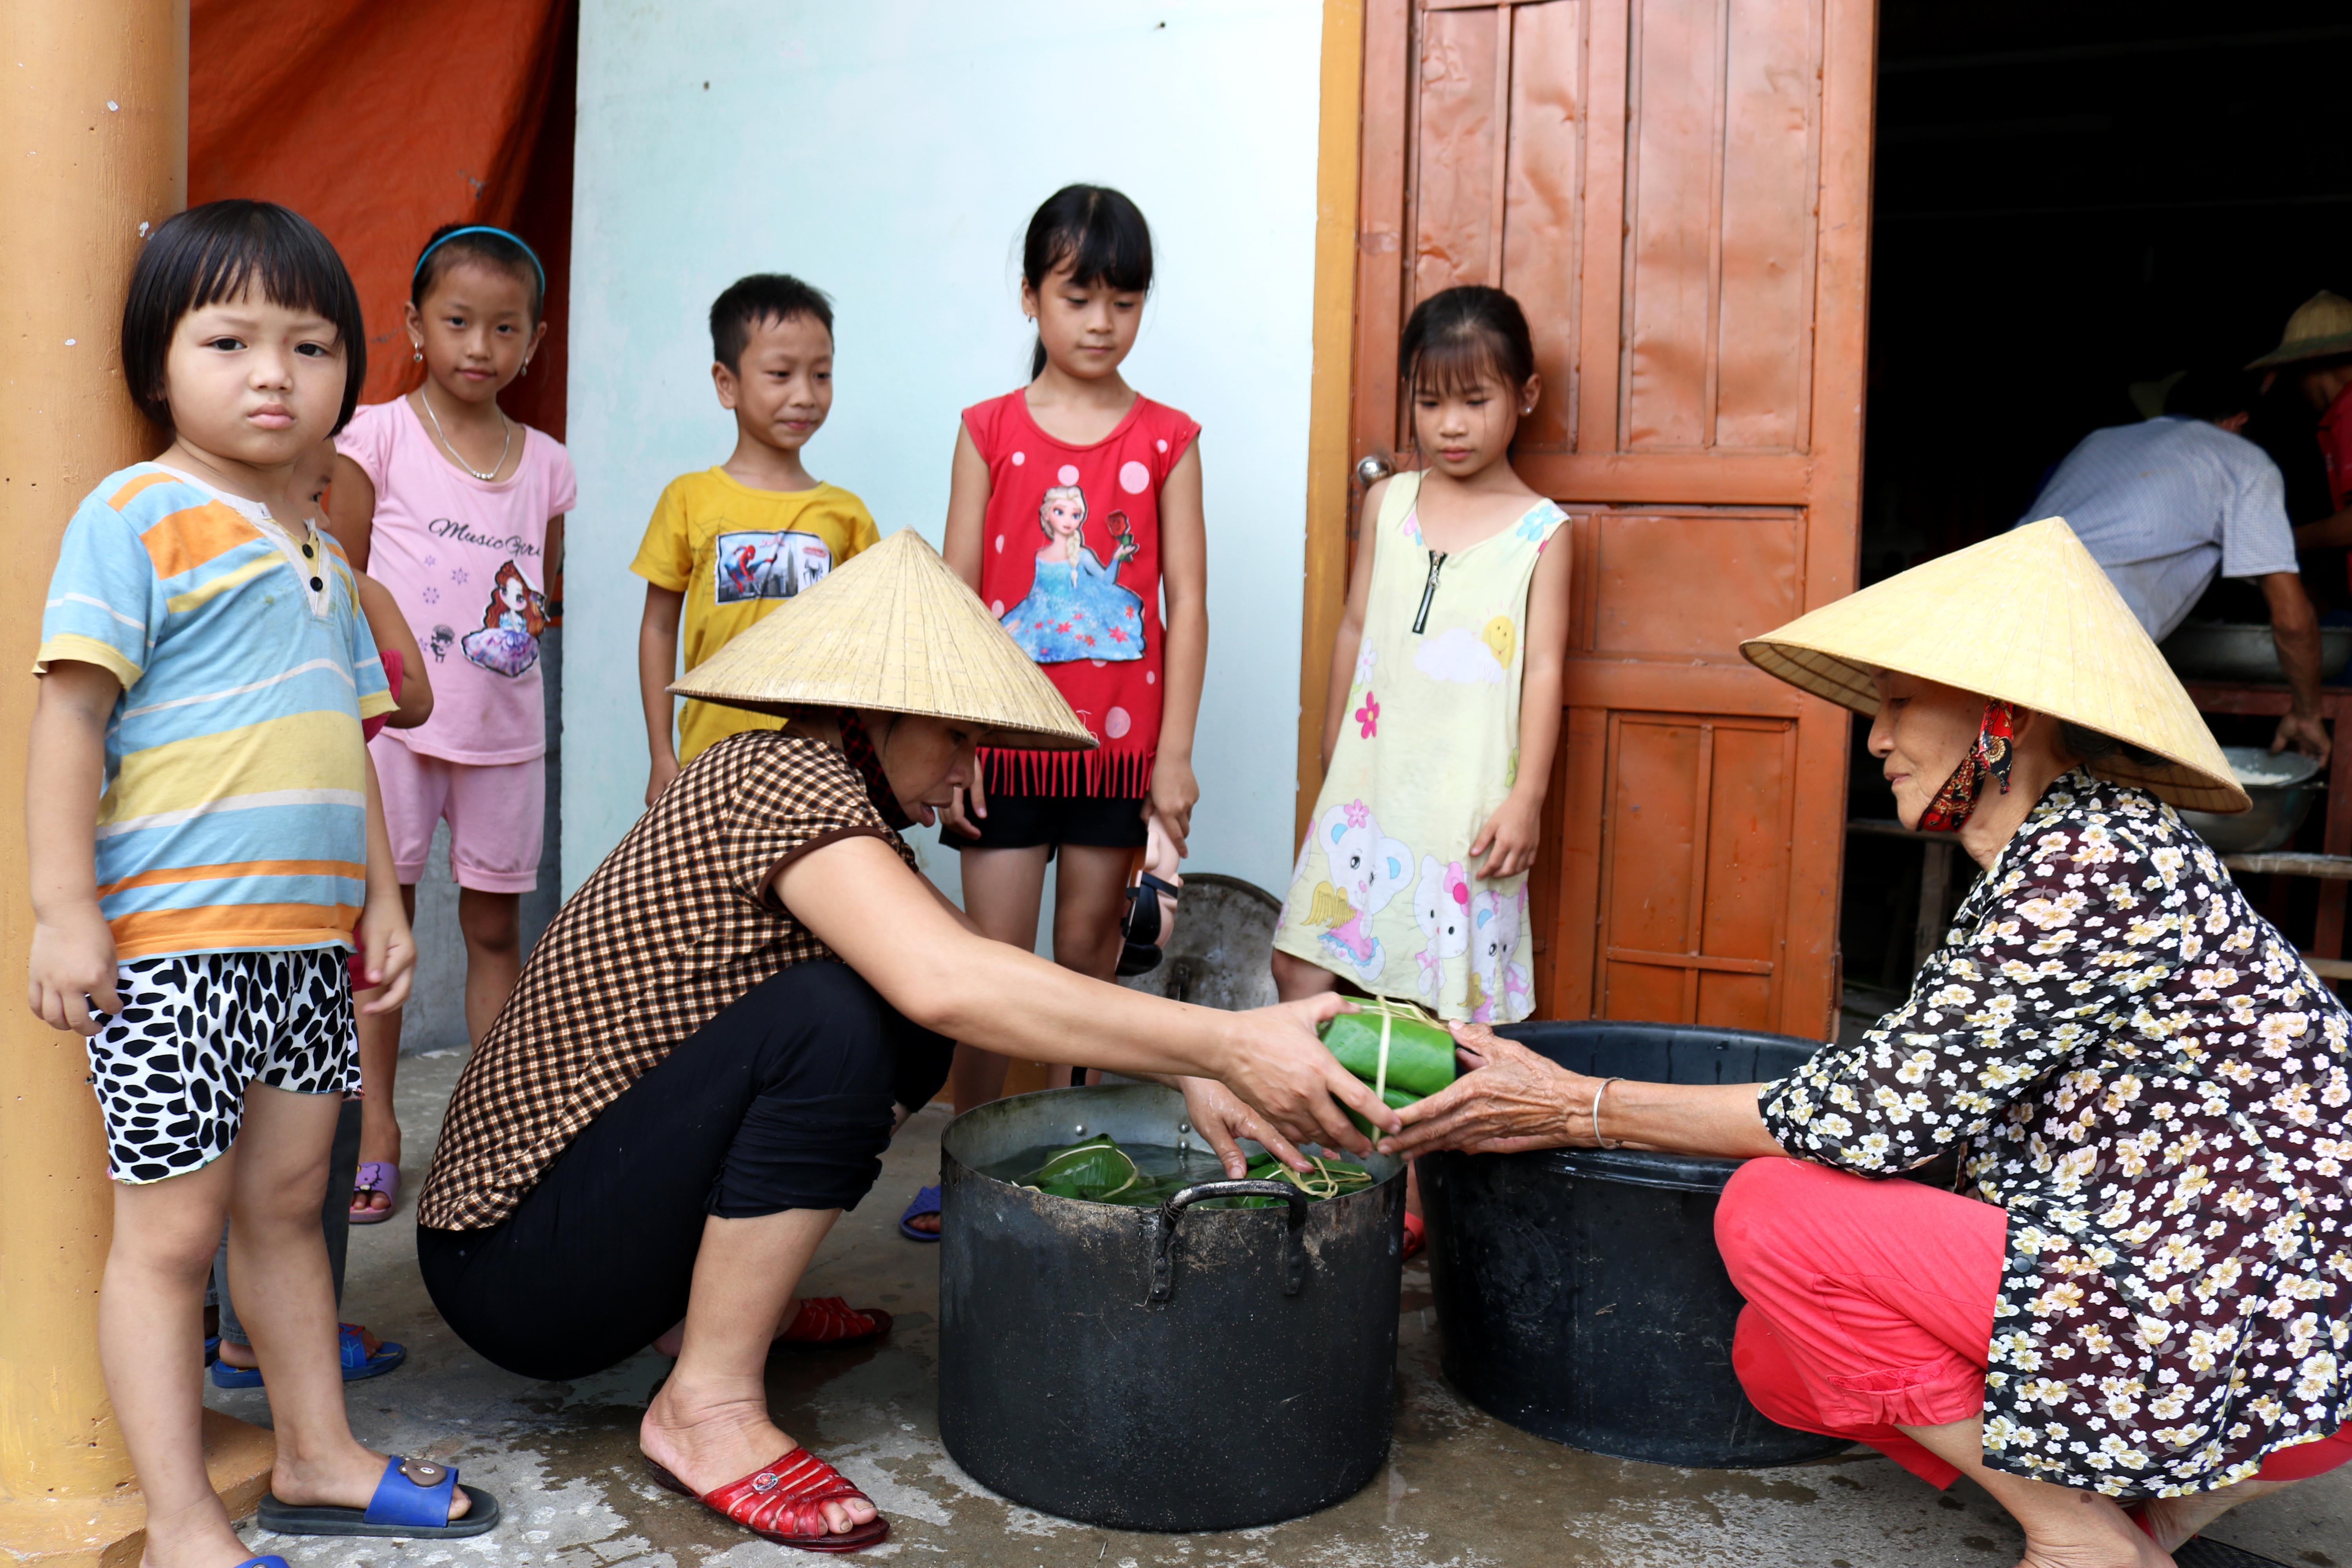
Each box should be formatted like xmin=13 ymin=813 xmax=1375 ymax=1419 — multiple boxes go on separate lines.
xmin=1144 ymin=1181 xmax=1309 ymax=1305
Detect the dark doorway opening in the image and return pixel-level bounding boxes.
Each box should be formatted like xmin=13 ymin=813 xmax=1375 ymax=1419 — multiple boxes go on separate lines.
xmin=1840 ymin=2 xmax=2352 ymax=1014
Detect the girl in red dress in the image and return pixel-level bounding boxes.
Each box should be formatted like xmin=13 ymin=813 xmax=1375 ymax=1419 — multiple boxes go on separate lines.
xmin=933 ymin=183 xmax=1208 ymax=1151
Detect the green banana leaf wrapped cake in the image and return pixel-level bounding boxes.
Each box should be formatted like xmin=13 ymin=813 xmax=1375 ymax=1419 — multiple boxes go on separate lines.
xmin=1318 ymin=998 xmax=1457 ymax=1136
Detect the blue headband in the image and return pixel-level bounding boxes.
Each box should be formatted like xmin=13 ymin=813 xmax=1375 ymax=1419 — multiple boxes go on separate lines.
xmin=412 ymin=225 xmax=545 ymax=292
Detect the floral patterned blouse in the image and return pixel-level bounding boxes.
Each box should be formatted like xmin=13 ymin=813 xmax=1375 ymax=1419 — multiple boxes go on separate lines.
xmin=1760 ymin=771 xmax=2352 ymax=1497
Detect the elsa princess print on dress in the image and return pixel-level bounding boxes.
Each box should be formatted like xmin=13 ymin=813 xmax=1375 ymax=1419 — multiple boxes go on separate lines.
xmin=460 ymin=559 xmax=548 ymax=678
xmin=999 ymin=483 xmax=1147 ymax=664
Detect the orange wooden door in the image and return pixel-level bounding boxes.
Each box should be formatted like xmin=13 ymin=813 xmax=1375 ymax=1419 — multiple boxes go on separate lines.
xmin=1349 ymin=0 xmax=1875 ymax=1037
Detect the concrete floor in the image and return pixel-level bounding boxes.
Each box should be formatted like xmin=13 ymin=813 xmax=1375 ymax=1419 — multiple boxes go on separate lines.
xmin=216 ymin=1050 xmax=2352 ymax=1568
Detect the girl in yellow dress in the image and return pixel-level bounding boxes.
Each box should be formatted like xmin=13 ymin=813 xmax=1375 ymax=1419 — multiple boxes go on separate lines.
xmin=1273 ymin=286 xmax=1570 ymax=1025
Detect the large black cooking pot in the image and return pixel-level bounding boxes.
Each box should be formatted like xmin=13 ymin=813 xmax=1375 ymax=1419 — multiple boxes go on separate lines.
xmin=938 ymin=1082 xmax=1404 ymax=1531
xmin=1421 ymin=1020 xmax=1849 ymax=1468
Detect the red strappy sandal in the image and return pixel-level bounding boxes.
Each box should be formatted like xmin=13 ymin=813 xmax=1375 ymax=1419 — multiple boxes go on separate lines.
xmin=647 ymin=1448 xmax=887 ymax=1554
xmin=774 ymin=1296 xmax=892 ymax=1348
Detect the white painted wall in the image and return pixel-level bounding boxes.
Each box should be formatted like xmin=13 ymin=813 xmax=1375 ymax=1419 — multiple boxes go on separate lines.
xmin=564 ymin=0 xmax=1327 ymax=919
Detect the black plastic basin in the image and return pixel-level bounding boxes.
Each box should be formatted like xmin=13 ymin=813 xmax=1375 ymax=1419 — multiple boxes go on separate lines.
xmin=1419 ymin=1019 xmax=1851 ymax=1468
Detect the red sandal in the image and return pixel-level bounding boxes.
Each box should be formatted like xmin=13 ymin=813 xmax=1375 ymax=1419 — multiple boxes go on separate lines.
xmin=647 ymin=1448 xmax=887 ymax=1554
xmin=775 ymin=1296 xmax=892 ymax=1348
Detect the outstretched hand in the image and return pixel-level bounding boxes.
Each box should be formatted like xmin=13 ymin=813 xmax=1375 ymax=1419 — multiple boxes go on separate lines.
xmin=1180 ymin=1076 xmax=1311 ymax=1175
xmin=1379 ymin=1022 xmax=1587 ymax=1158
xmin=1212 ymin=992 xmax=1393 ymax=1158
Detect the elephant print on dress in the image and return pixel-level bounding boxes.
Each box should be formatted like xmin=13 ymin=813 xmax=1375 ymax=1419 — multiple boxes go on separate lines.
xmin=1308 ymin=801 xmax=1412 ymax=986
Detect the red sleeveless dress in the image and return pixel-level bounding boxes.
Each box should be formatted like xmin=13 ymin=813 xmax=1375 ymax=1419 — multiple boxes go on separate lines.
xmin=963 ymin=389 xmax=1199 ymax=797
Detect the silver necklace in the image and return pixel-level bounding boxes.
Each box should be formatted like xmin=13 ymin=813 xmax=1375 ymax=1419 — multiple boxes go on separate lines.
xmin=419 ymin=385 xmax=512 ymax=481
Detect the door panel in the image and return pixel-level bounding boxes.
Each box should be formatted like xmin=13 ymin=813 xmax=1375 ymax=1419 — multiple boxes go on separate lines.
xmin=1623 ymin=0 xmax=1722 ymax=449
xmin=1597 ymin=713 xmax=1794 ymax=1021
xmin=1717 ymin=0 xmax=1821 ymax=450
xmin=1350 ymin=0 xmax=1873 ymax=1036
xmin=1390 ymin=0 xmax=1587 ymax=456
xmin=1501 ymin=0 xmax=1586 ymax=452
xmin=1623 ymin=0 xmax=1823 ymax=453
xmin=1582 ymin=510 xmax=1803 ymax=660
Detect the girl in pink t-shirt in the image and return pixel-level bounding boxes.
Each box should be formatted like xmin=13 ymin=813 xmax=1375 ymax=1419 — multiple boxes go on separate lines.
xmin=329 ymin=224 xmax=575 ymax=1223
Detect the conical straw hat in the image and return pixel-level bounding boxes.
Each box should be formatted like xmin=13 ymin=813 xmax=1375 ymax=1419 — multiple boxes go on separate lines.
xmin=1740 ymin=518 xmax=2248 ymax=813
xmin=670 ymin=527 xmax=1095 ymax=751
xmin=2247 ymin=290 xmax=2352 ymax=370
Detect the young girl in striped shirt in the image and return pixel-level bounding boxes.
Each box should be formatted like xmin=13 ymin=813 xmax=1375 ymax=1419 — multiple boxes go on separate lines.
xmin=27 ymin=200 xmax=492 ymax=1568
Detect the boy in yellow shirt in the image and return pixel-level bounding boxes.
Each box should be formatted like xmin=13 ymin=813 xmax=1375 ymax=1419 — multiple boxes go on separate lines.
xmin=633 ymin=274 xmax=880 ymax=803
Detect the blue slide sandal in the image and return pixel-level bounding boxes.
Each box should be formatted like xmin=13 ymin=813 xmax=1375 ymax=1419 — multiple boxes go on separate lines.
xmin=255 ymin=1455 xmax=498 ymax=1539
xmin=212 ymin=1323 xmax=406 ymax=1389
xmin=898 ymin=1184 xmax=942 ymax=1242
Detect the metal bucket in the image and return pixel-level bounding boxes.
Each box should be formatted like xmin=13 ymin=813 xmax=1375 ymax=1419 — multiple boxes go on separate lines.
xmin=1421 ymin=1020 xmax=1851 ymax=1468
xmin=937 ymin=1082 xmax=1404 ymax=1530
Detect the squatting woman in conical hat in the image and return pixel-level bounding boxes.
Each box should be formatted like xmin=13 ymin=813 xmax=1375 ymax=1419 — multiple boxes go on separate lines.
xmin=412 ymin=530 xmax=1393 ymax=1553
xmin=1384 ymin=519 xmax=2352 ymax=1567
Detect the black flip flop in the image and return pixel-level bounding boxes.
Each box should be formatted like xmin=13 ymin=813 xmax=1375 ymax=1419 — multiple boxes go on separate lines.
xmin=255 ymin=1455 xmax=498 ymax=1539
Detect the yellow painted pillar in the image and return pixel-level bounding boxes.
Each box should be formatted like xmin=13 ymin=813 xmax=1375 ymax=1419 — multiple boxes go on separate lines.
xmin=0 ymin=5 xmax=273 ymax=1564
xmin=1294 ymin=0 xmax=1365 ymax=848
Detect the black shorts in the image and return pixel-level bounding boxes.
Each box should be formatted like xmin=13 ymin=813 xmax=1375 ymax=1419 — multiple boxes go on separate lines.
xmin=941 ymin=792 xmax=1149 ymax=853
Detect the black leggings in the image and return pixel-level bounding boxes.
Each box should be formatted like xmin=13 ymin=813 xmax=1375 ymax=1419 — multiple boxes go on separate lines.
xmin=416 ymin=960 xmax=950 ymax=1381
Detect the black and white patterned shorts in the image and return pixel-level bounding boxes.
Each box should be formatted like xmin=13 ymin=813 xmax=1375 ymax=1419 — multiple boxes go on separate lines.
xmin=85 ymin=948 xmax=358 ymax=1183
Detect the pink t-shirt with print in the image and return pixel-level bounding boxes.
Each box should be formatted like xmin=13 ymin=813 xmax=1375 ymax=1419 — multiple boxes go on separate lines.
xmin=335 ymin=398 xmax=576 ymax=765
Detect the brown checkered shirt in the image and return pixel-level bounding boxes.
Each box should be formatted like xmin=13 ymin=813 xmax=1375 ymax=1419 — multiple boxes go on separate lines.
xmin=416 ymin=732 xmax=914 ymax=1230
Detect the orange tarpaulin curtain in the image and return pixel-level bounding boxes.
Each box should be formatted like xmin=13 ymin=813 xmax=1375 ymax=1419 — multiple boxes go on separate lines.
xmin=188 ymin=0 xmax=575 ymax=441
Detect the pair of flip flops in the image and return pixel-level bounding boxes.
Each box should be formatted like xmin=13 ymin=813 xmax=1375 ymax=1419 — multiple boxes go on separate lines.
xmin=211 ymin=1323 xmax=405 ymax=1388
xmin=648 ymin=1446 xmax=885 ymax=1554
xmin=255 ymin=1454 xmax=497 ymax=1539
xmin=350 ymin=1161 xmax=399 ymax=1224
xmin=898 ymin=1185 xmax=941 ymax=1242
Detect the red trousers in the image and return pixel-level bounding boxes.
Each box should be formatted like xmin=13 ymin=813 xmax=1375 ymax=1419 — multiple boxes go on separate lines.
xmin=1713 ymin=1158 xmax=2352 ymax=1491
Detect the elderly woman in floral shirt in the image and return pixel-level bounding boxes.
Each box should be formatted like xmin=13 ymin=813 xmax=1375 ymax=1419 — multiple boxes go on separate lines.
xmin=1386 ymin=522 xmax=2352 ymax=1568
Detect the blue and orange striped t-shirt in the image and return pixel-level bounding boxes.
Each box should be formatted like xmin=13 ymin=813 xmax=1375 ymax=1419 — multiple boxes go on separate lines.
xmin=36 ymin=464 xmax=395 ymax=960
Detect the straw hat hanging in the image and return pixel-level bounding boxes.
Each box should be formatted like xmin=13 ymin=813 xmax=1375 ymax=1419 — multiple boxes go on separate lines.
xmin=670 ymin=527 xmax=1095 ymax=751
xmin=1740 ymin=518 xmax=2248 ymax=813
xmin=2247 ymin=290 xmax=2352 ymax=370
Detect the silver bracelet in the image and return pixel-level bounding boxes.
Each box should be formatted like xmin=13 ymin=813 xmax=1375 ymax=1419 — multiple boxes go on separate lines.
xmin=1592 ymin=1077 xmax=1623 ymax=1149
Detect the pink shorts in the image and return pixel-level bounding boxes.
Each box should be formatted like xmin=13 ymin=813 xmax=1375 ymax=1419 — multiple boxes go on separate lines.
xmin=370 ymin=736 xmax=543 ymax=894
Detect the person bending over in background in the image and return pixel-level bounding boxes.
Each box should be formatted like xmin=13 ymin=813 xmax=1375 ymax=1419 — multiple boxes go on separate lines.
xmin=2017 ymin=364 xmax=2327 ymax=764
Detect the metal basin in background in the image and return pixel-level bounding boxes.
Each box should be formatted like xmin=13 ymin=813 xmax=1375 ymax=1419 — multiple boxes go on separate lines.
xmin=2160 ymin=621 xmax=2352 ymax=684
xmin=2178 ymin=744 xmax=2325 ymax=854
